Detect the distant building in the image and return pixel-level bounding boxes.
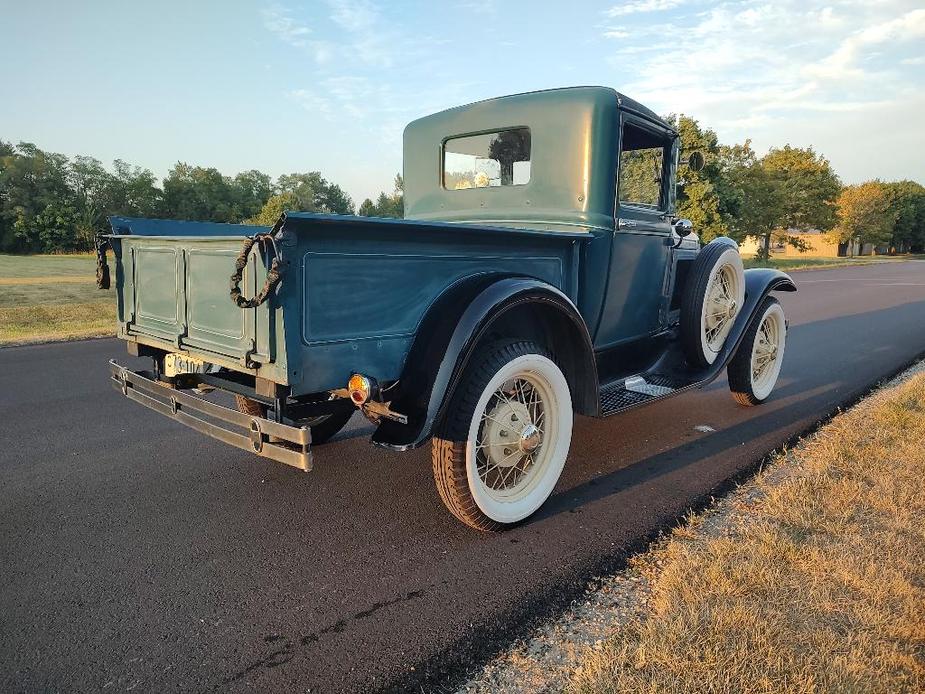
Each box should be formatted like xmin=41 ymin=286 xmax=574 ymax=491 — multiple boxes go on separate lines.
xmin=739 ymin=230 xmax=879 ymax=258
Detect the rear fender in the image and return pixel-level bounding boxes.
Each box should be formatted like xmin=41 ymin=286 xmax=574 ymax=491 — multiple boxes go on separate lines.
xmin=372 ymin=277 xmax=597 ymax=449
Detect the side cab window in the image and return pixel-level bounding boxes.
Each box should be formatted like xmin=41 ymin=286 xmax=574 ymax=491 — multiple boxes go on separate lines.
xmin=618 ymin=119 xmax=673 ymax=213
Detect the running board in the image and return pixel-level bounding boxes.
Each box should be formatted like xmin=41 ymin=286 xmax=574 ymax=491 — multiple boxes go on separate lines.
xmin=599 ymin=374 xmax=688 ymax=416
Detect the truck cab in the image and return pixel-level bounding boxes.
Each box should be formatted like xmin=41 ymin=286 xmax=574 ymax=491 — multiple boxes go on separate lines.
xmin=404 ymin=87 xmax=699 ymax=373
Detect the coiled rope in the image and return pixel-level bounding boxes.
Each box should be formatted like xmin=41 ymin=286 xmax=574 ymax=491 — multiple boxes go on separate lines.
xmin=229 ymin=233 xmax=284 ymax=309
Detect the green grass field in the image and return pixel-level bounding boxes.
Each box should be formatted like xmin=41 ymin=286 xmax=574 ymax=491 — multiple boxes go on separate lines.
xmin=0 ymin=251 xmax=919 ymax=346
xmin=744 ymin=256 xmax=872 ymax=270
xmin=0 ymin=253 xmax=97 ymax=278
xmin=0 ymin=254 xmax=115 ymax=345
xmin=742 ymin=255 xmax=921 ymax=271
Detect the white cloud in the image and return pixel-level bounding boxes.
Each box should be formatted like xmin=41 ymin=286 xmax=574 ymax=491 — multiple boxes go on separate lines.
xmin=807 ymin=8 xmax=925 ymax=80
xmin=326 ymin=0 xmax=377 ymax=32
xmin=605 ymin=0 xmax=683 ymax=18
xmin=262 ymin=2 xmax=396 ymax=67
xmin=287 ymin=88 xmax=333 ymax=117
xmin=604 ymin=29 xmax=631 ymax=39
xmin=461 ymin=0 xmax=496 ymax=14
xmin=324 ymin=0 xmax=395 ymax=68
xmin=261 ymin=5 xmax=312 ymax=47
xmin=600 ymin=1 xmax=925 ymax=183
xmin=262 ymin=4 xmax=340 ymax=65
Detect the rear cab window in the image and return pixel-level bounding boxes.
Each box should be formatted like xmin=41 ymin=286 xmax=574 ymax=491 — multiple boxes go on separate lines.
xmin=444 ymin=128 xmax=531 ymax=190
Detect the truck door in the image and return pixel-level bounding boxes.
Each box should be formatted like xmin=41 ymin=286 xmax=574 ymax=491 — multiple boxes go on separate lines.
xmin=595 ymin=114 xmax=674 ymax=349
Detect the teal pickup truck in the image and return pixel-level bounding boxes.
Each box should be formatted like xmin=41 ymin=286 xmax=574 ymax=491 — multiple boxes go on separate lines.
xmin=104 ymin=86 xmax=794 ymax=530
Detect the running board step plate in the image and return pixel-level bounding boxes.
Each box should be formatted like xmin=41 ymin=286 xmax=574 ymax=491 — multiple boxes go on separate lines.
xmin=600 ymin=374 xmax=684 ymax=416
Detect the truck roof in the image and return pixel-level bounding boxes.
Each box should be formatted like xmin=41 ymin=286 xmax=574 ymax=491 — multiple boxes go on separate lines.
xmin=429 ymin=86 xmax=675 ymax=133
xmin=402 ymin=86 xmax=676 ymax=232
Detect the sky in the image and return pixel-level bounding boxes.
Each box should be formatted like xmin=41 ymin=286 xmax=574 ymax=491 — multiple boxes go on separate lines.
xmin=2 ymin=0 xmax=923 ymax=205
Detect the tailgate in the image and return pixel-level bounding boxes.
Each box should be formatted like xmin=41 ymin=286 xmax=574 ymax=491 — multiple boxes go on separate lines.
xmin=109 ymin=217 xmax=284 ymax=376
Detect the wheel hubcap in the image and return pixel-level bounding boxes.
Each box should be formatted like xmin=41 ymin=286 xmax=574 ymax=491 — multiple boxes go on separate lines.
xmin=519 ymin=423 xmax=542 ymax=453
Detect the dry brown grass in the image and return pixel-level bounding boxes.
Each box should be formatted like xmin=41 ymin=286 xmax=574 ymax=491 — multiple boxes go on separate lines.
xmin=0 ymin=254 xmax=115 ymax=345
xmin=0 ymin=275 xmax=96 ymax=286
xmin=0 ymin=302 xmax=115 ymax=345
xmin=571 ymin=373 xmax=925 ymax=694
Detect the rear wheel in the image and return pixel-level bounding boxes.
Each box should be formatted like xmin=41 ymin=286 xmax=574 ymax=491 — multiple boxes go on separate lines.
xmin=432 ymin=340 xmax=572 ymax=531
xmin=728 ymin=297 xmax=786 ymax=406
xmin=234 ymin=394 xmax=266 ymax=418
xmin=233 ymin=395 xmax=354 ymax=445
xmin=681 ymin=241 xmax=746 ymax=367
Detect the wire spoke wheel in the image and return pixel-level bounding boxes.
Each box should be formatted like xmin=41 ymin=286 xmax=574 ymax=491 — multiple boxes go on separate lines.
xmin=431 ymin=341 xmax=573 ymax=530
xmin=681 ymin=240 xmax=746 ymax=368
xmin=749 ymin=305 xmax=785 ymax=397
xmin=474 ymin=376 xmax=549 ymax=499
xmin=728 ymin=297 xmax=787 ymax=406
xmin=702 ymin=262 xmax=742 ymax=354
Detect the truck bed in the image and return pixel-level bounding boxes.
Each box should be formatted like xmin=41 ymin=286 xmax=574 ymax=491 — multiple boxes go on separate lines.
xmin=108 ymin=213 xmax=588 ymax=396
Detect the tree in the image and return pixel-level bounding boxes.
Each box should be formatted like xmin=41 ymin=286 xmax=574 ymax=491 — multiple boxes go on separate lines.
xmin=233 ymin=169 xmax=274 ymax=222
xmin=277 ymin=172 xmax=354 ymax=215
xmin=70 ymin=155 xmax=112 ymax=248
xmin=0 ymin=142 xmax=74 ymax=252
xmin=108 ymin=160 xmax=161 ymax=217
xmin=762 ymin=146 xmax=840 ymax=229
xmin=671 ymin=115 xmax=731 ymax=243
xmin=720 ymin=145 xmax=840 ymax=259
xmin=358 ymin=173 xmax=403 ymax=219
xmin=726 ymin=154 xmax=786 ymax=259
xmin=35 ymin=200 xmax=82 ymax=252
xmin=884 ymin=181 xmax=925 ymax=252
xmin=244 ymin=192 xmax=301 ymax=227
xmin=161 ymin=163 xmax=242 ymax=222
xmin=833 ymin=182 xmax=895 ymax=251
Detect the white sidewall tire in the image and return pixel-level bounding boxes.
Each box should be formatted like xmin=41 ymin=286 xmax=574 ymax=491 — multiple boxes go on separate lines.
xmin=750 ymin=302 xmax=786 ymax=401
xmin=699 ymin=247 xmax=745 ymax=365
xmin=728 ymin=297 xmax=787 ymax=406
xmin=464 ymin=354 xmax=572 ymax=524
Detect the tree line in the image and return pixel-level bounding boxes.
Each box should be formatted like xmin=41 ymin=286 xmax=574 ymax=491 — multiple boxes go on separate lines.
xmin=2 ymin=122 xmax=923 ymax=256
xmin=669 ymin=116 xmax=925 ymax=257
xmin=0 ymin=140 xmax=356 ymax=253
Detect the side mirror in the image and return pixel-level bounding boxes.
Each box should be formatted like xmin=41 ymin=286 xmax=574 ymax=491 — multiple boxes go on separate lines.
xmin=673 ymin=218 xmax=694 ymax=237
xmin=685 ymin=151 xmax=705 ymax=172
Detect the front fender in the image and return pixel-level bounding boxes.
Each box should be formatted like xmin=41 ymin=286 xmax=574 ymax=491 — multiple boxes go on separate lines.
xmin=371 ymin=277 xmax=596 ymax=450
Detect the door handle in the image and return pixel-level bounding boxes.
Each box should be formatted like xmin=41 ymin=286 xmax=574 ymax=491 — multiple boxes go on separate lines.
xmin=617 ymin=218 xmax=638 ymax=229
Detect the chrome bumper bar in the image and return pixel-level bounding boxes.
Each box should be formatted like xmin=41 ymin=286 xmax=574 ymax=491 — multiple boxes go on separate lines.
xmin=109 ymin=361 xmax=313 ymax=471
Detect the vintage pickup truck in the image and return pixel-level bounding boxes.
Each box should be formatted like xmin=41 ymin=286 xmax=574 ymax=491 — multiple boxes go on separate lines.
xmin=102 ymin=86 xmax=794 ymax=530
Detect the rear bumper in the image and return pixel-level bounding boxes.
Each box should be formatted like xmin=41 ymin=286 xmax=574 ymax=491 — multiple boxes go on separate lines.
xmin=109 ymin=361 xmax=312 ymax=471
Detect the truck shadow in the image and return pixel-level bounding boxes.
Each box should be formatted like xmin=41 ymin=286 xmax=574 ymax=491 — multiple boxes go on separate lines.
xmin=533 ymin=298 xmax=925 ymax=524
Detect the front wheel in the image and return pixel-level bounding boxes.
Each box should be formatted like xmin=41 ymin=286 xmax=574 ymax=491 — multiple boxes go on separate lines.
xmin=432 ymin=341 xmax=573 ymax=531
xmin=728 ymin=297 xmax=787 ymax=406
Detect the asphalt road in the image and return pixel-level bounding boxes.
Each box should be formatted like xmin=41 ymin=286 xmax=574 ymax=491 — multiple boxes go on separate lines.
xmin=2 ymin=260 xmax=924 ymax=692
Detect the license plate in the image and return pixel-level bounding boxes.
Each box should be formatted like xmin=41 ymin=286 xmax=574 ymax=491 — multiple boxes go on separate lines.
xmin=164 ymin=352 xmax=214 ymax=377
